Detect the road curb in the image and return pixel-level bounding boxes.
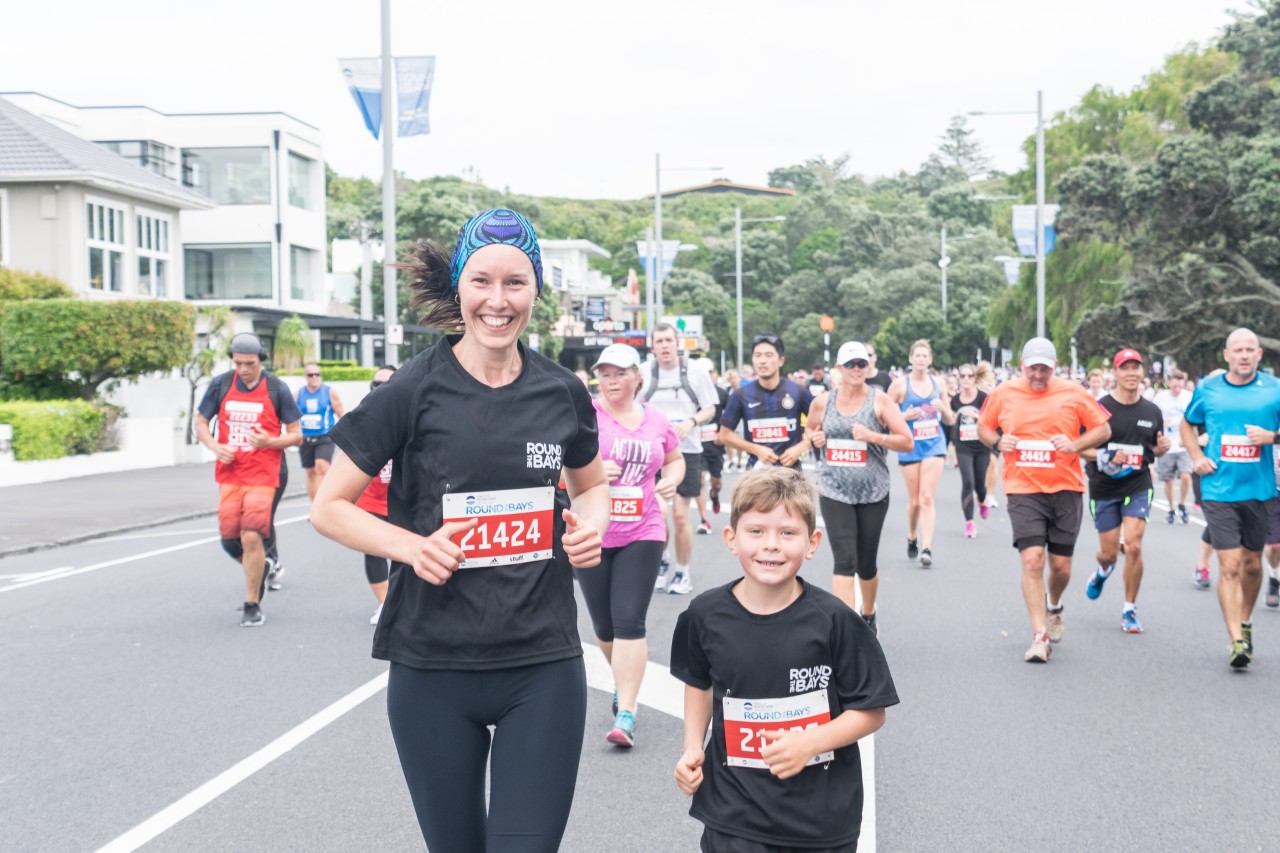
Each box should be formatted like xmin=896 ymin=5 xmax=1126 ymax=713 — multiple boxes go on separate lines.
xmin=0 ymin=488 xmax=310 ymax=559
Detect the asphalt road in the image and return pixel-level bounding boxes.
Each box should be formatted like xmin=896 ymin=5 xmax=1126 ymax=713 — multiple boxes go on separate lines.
xmin=2 ymin=462 xmax=1278 ymax=852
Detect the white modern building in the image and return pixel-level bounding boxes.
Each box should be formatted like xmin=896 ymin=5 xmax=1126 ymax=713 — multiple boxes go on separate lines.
xmin=0 ymin=92 xmax=383 ymax=361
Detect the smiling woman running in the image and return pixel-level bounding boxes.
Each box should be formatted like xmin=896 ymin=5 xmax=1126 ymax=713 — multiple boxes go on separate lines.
xmin=311 ymin=208 xmax=610 ymax=852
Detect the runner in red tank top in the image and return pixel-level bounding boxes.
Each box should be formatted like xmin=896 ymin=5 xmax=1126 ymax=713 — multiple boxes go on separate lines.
xmin=196 ymin=333 xmax=302 ymax=627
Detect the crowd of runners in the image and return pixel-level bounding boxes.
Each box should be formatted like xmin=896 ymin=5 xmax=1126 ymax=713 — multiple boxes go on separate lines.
xmin=189 ymin=205 xmax=1279 ymax=851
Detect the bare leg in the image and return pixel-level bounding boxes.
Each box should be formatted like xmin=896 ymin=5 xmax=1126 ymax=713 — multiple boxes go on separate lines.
xmin=1121 ymin=517 xmax=1146 ymax=603
xmin=610 ymin=638 xmax=648 ymax=715
xmin=1021 ymin=546 xmax=1048 ymax=634
xmin=901 ymin=463 xmax=922 ymax=541
xmin=241 ymin=530 xmax=265 ymax=604
xmin=916 ymin=457 xmax=944 ymax=549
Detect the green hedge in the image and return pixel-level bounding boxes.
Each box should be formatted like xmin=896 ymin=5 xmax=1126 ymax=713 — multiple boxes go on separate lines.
xmin=280 ymin=365 xmax=377 ymax=381
xmin=0 ymin=268 xmax=73 ymax=301
xmin=0 ymin=400 xmax=106 ymax=461
xmin=0 ymin=299 xmax=194 ymax=399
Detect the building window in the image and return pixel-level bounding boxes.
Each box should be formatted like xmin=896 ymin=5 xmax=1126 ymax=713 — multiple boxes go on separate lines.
xmin=96 ymin=140 xmax=177 ymax=180
xmin=321 ymin=337 xmax=358 ymax=362
xmin=135 ymin=210 xmax=173 ymax=298
xmin=288 ymin=152 xmax=315 ymax=210
xmin=182 ymin=148 xmax=271 ymax=205
xmin=184 ymin=244 xmax=272 ymax=299
xmin=290 ymin=245 xmax=319 ymax=302
xmin=86 ymin=198 xmax=128 ymax=292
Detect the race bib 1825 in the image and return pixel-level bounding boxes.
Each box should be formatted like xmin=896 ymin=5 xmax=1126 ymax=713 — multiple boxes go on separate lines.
xmin=442 ymin=486 xmax=555 ymax=568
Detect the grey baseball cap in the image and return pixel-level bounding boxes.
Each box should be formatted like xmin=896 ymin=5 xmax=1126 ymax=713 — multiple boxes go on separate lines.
xmin=1021 ymin=337 xmax=1057 ymax=368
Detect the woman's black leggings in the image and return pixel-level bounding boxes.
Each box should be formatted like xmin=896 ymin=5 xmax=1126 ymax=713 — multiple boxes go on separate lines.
xmin=957 ymin=447 xmax=990 ymax=521
xmin=819 ymin=495 xmax=890 ymax=580
xmin=574 ymin=539 xmax=664 ymax=641
xmin=387 ymin=657 xmax=586 ymax=853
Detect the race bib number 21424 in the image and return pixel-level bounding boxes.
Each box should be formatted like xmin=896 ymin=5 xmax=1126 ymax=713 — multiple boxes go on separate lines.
xmin=442 ymin=487 xmax=554 ymax=568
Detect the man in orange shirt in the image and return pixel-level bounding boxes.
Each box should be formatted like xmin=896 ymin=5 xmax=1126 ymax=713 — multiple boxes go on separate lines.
xmin=978 ymin=337 xmax=1112 ymax=663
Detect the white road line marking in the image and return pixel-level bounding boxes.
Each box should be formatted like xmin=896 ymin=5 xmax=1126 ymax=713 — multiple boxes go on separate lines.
xmin=98 ymin=530 xmax=218 ymax=542
xmin=96 ymin=670 xmax=389 ymax=853
xmin=0 ymin=515 xmax=310 ymax=595
xmin=0 ymin=566 xmax=74 ymax=581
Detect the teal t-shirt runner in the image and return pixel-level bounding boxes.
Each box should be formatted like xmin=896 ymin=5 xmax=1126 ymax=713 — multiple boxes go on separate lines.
xmin=1183 ymin=371 xmax=1280 ymax=503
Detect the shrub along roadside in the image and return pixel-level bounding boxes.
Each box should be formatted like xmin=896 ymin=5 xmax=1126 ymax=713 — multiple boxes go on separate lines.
xmin=0 ymin=400 xmax=106 ymax=461
xmin=278 ymin=366 xmax=377 ymax=381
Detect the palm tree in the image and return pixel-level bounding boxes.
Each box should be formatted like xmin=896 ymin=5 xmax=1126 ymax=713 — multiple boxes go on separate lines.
xmin=273 ymin=314 xmax=314 ymax=372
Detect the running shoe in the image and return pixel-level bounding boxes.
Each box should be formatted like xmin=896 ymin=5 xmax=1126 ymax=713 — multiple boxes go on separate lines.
xmin=606 ymin=710 xmax=636 ymax=748
xmin=1178 ymin=504 xmax=1189 ymax=525
xmin=697 ymin=520 xmax=712 ymax=535
xmin=1121 ymin=609 xmax=1143 ymax=634
xmin=1243 ymin=623 xmax=1253 ymax=657
xmin=240 ymin=602 xmax=264 ymax=627
xmin=1046 ymin=607 xmax=1065 ymax=643
xmin=979 ymin=503 xmax=990 ymax=520
xmin=964 ymin=521 xmax=977 ymax=539
xmin=711 ymin=491 xmax=721 ymax=515
xmin=986 ymin=496 xmax=999 ymax=509
xmin=1229 ymin=639 xmax=1251 ymax=670
xmin=1165 ymin=509 xmax=1176 ymax=525
xmin=370 ymin=602 xmax=383 ymax=626
xmin=1086 ymin=570 xmax=1108 ymax=600
xmin=654 ymin=558 xmax=670 ymax=592
xmin=862 ymin=611 xmax=878 ymax=638
xmin=920 ymin=548 xmax=933 ymax=567
xmin=1025 ymin=632 xmax=1052 ymax=663
xmin=667 ymin=572 xmax=693 ymax=595
xmin=1266 ymin=576 xmax=1279 ymax=609
xmin=907 ymin=539 xmax=919 ymax=560
xmin=266 ymin=557 xmax=284 ymax=591
xmin=1193 ymin=566 xmax=1211 ymax=589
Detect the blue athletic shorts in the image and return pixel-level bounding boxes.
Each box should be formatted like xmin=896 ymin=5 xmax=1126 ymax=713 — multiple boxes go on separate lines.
xmin=1090 ymin=489 xmax=1152 ymax=533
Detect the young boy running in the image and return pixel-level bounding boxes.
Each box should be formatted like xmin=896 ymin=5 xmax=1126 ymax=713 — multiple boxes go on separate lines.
xmin=672 ymin=467 xmax=898 ymax=852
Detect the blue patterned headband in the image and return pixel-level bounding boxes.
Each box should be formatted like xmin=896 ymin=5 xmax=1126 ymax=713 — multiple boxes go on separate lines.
xmin=449 ymin=208 xmax=544 ymax=293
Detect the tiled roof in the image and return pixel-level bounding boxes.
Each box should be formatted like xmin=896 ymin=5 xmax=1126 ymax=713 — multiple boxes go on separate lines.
xmin=0 ymin=96 xmax=211 ymax=209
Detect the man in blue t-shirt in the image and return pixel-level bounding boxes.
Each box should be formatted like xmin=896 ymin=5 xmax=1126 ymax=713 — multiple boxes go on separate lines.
xmin=1182 ymin=328 xmax=1280 ymax=670
xmin=719 ymin=333 xmax=814 ymax=470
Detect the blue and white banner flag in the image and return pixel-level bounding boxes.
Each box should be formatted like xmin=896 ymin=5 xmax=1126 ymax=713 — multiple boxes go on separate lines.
xmin=338 ymin=58 xmax=383 ymax=139
xmin=395 ymin=56 xmax=435 ymax=137
xmin=634 ymin=240 xmax=683 ymax=280
xmin=1012 ymin=204 xmax=1060 ymax=257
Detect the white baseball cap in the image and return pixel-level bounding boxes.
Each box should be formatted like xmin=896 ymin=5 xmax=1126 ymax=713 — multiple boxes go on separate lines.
xmin=836 ymin=341 xmax=871 ymax=365
xmin=1021 ymin=337 xmax=1057 ymax=368
xmin=591 ymin=343 xmax=641 ymax=371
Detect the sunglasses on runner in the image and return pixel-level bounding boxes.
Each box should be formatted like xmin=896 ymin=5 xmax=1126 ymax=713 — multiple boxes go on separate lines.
xmin=750 ymin=333 xmax=784 ymax=355
xmin=959 ymin=372 xmax=975 ymax=378
xmin=842 ymin=359 xmax=868 ymax=369
xmin=306 ymin=372 xmax=321 ymax=377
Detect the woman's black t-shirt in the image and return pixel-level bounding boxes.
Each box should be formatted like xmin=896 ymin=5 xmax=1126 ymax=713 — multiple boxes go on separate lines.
xmin=670 ymin=578 xmax=899 ymax=848
xmin=950 ymin=390 xmax=988 ymax=453
xmin=330 ymin=336 xmax=599 ymax=671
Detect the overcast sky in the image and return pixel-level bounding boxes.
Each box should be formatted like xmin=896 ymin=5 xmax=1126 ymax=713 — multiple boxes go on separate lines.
xmin=1 ymin=1 xmax=1250 ymax=199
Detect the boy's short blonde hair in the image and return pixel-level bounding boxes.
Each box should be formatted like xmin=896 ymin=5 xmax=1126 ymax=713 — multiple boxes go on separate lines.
xmin=729 ymin=467 xmax=817 ymax=534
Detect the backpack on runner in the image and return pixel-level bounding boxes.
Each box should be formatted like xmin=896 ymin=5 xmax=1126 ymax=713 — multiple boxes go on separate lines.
xmin=643 ymin=351 xmax=698 ymax=404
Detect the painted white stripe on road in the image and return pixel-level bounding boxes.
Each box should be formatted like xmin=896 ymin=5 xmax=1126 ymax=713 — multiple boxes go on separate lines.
xmin=0 ymin=515 xmax=310 ymax=595
xmin=96 ymin=670 xmax=389 ymax=853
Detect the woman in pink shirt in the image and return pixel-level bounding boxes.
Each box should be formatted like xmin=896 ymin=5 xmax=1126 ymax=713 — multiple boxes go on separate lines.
xmin=578 ymin=344 xmax=684 ymax=749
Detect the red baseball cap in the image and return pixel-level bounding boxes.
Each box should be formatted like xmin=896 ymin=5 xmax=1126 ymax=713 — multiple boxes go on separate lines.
xmin=1113 ymin=348 xmax=1143 ymax=368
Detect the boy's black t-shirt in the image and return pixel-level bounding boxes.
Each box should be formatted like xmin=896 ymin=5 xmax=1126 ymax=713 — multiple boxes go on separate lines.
xmin=670 ymin=578 xmax=899 ymax=848
xmin=1085 ymin=394 xmax=1164 ymax=501
xmin=329 ymin=336 xmax=599 ymax=671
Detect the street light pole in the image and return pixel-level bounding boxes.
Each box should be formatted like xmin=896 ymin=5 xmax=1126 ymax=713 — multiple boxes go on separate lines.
xmin=940 ymin=226 xmax=949 ymax=322
xmin=735 ymin=207 xmax=743 ymax=371
xmin=379 ymin=0 xmax=398 ymax=365
xmin=1035 ymin=89 xmax=1046 ymax=338
xmin=968 ymin=89 xmax=1048 ymax=337
xmin=654 ymin=153 xmax=663 ymax=319
xmin=734 ymin=208 xmax=786 ymax=371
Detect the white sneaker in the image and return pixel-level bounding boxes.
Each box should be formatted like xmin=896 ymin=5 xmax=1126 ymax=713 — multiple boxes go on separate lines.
xmin=370 ymin=602 xmax=383 ymax=625
xmin=654 ymin=560 xmax=670 ymax=592
xmin=986 ymin=496 xmax=999 ymax=509
xmin=667 ymin=572 xmax=693 ymax=595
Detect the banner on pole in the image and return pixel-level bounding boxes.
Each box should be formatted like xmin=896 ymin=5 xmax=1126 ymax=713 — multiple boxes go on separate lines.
xmin=634 ymin=240 xmax=683 ymax=281
xmin=1012 ymin=205 xmax=1060 ymax=257
xmin=338 ymin=58 xmax=383 ymax=139
xmin=395 ymin=56 xmax=435 ymax=137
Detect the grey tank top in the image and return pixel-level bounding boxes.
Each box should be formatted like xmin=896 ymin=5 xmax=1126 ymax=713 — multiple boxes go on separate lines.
xmin=817 ymin=386 xmax=890 ymax=504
